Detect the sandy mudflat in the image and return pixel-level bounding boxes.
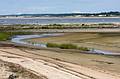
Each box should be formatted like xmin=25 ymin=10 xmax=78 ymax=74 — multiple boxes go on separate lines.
xmin=0 ymin=47 xmax=120 ymax=79
xmin=28 ymin=33 xmax=120 ymax=53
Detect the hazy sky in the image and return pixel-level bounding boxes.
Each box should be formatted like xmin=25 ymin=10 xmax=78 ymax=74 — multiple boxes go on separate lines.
xmin=0 ymin=0 xmax=120 ymax=15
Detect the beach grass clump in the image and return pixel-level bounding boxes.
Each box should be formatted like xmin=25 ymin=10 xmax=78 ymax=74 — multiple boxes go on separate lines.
xmin=47 ymin=43 xmax=77 ymax=49
xmin=59 ymin=43 xmax=77 ymax=49
xmin=46 ymin=43 xmax=89 ymax=51
xmin=46 ymin=43 xmax=60 ymax=48
xmin=78 ymin=47 xmax=89 ymax=51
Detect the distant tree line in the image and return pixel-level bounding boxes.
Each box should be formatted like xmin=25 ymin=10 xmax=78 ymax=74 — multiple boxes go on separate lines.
xmin=0 ymin=11 xmax=120 ymax=17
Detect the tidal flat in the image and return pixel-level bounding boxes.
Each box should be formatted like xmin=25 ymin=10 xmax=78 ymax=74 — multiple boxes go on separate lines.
xmin=27 ymin=33 xmax=120 ymax=53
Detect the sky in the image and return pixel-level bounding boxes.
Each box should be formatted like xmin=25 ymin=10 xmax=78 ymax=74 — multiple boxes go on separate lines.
xmin=0 ymin=0 xmax=120 ymax=15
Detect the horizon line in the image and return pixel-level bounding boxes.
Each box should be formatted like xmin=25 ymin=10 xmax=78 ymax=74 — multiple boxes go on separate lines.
xmin=0 ymin=11 xmax=119 ymax=16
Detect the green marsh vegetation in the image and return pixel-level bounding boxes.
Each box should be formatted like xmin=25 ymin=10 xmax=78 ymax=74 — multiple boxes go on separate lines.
xmin=0 ymin=32 xmax=32 ymax=41
xmin=0 ymin=32 xmax=10 ymax=41
xmin=47 ymin=43 xmax=89 ymax=51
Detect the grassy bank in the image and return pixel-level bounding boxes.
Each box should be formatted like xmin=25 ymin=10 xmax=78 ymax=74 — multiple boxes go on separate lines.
xmin=0 ymin=32 xmax=32 ymax=41
xmin=0 ymin=33 xmax=10 ymax=41
xmin=46 ymin=43 xmax=89 ymax=51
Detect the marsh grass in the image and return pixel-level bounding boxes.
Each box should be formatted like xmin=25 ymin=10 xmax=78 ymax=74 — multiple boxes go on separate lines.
xmin=0 ymin=32 xmax=32 ymax=41
xmin=47 ymin=43 xmax=89 ymax=51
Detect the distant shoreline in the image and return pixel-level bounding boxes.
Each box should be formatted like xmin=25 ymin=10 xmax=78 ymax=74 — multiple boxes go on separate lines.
xmin=0 ymin=16 xmax=120 ymax=19
xmin=0 ymin=17 xmax=120 ymax=25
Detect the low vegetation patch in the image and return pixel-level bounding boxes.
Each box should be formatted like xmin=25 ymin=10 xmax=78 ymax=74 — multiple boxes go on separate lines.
xmin=0 ymin=33 xmax=10 ymax=41
xmin=47 ymin=43 xmax=89 ymax=51
xmin=46 ymin=43 xmax=60 ymax=48
xmin=59 ymin=43 xmax=78 ymax=49
xmin=0 ymin=32 xmax=32 ymax=41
